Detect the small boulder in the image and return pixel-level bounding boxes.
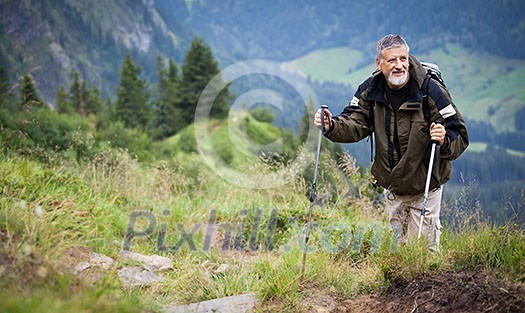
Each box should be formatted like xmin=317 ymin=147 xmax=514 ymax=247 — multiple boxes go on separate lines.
xmin=118 ymin=266 xmax=161 ymax=287
xmin=121 ymin=250 xmax=174 ymax=272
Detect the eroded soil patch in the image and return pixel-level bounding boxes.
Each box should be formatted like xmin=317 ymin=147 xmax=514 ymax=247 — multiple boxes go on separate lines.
xmin=299 ymin=271 xmax=524 ymax=313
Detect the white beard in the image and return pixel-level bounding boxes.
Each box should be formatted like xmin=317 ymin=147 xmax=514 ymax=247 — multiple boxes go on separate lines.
xmin=388 ymin=71 xmax=408 ymax=87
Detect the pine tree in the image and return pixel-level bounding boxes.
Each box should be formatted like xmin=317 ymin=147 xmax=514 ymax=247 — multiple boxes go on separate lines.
xmin=167 ymin=59 xmax=179 ymax=83
xmin=156 ymin=55 xmax=167 ymax=93
xmin=0 ymin=64 xmax=13 ymax=111
xmin=115 ymin=54 xmax=151 ymax=130
xmin=95 ymin=97 xmax=114 ymax=130
xmin=85 ymin=85 xmax=101 ymax=115
xmin=154 ymin=55 xmax=184 ymax=138
xmin=56 ymin=86 xmax=74 ymax=114
xmin=79 ymin=81 xmax=88 ymax=116
xmin=19 ymin=74 xmax=45 ymax=112
xmin=65 ymin=71 xmax=101 ymax=116
xmin=69 ymin=71 xmax=83 ymax=115
xmin=179 ymin=37 xmax=231 ymax=124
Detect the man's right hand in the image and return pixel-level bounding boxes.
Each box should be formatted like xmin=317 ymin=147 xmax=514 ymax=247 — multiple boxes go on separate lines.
xmin=314 ymin=108 xmax=333 ymax=132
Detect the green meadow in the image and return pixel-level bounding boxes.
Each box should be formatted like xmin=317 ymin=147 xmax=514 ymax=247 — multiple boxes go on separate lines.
xmin=1 ymin=110 xmax=523 ymax=312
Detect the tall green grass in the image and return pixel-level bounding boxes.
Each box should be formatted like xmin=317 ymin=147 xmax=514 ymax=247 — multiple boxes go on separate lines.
xmin=1 ymin=143 xmax=523 ymax=312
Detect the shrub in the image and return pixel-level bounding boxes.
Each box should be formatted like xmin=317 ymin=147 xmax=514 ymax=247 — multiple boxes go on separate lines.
xmin=0 ymin=108 xmax=92 ymax=159
xmin=94 ymin=121 xmax=152 ymax=161
xmin=249 ymin=106 xmax=275 ymax=123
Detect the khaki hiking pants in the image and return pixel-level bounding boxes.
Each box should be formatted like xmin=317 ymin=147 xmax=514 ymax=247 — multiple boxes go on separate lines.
xmin=385 ymin=187 xmax=443 ymax=252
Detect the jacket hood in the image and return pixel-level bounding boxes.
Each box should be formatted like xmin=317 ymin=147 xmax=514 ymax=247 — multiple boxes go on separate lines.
xmin=408 ymin=55 xmax=428 ymax=87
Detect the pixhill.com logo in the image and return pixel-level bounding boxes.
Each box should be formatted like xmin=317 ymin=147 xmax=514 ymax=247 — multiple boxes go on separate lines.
xmin=123 ymin=209 xmax=397 ymax=254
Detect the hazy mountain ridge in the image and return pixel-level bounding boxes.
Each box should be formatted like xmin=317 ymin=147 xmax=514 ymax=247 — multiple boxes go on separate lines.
xmin=181 ymin=0 xmax=525 ymax=64
xmin=2 ymin=0 xmax=524 ymax=105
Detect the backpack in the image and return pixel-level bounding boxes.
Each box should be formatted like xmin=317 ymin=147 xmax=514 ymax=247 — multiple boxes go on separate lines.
xmin=368 ymin=62 xmax=446 ymax=162
xmin=420 ymin=61 xmax=446 ymax=123
xmin=420 ymin=62 xmax=446 ymax=87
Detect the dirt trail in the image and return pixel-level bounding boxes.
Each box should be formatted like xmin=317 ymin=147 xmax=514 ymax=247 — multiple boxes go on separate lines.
xmin=300 ymin=271 xmax=525 ymax=313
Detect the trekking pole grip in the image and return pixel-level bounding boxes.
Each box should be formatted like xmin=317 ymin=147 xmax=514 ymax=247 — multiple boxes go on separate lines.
xmin=320 ymin=104 xmax=328 ymax=132
xmin=431 ymin=121 xmax=443 ymax=146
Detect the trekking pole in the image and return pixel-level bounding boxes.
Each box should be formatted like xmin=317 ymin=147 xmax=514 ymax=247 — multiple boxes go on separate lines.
xmin=300 ymin=104 xmax=328 ymax=282
xmin=417 ymin=141 xmax=440 ymax=239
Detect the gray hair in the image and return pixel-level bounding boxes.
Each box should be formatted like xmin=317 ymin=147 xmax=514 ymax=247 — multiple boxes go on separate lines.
xmin=375 ymin=34 xmax=410 ymax=60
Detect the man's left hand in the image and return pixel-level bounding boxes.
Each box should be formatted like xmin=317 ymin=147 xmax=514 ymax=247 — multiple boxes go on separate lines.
xmin=430 ymin=122 xmax=446 ymax=146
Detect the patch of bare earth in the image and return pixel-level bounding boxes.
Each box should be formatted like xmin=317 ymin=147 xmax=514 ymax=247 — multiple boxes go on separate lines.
xmin=298 ymin=271 xmax=524 ymax=313
xmin=0 ymin=229 xmax=56 ymax=292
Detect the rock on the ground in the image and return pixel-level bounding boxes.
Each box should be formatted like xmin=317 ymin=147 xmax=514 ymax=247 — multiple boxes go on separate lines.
xmin=118 ymin=266 xmax=161 ymax=287
xmin=58 ymin=248 xmax=115 ymax=285
xmin=165 ymin=293 xmax=259 ymax=313
xmin=215 ymin=263 xmax=230 ymax=274
xmin=121 ymin=250 xmax=174 ymax=272
xmin=57 ymin=247 xmax=172 ymax=288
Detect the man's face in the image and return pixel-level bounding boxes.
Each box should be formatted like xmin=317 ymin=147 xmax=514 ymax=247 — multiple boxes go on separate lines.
xmin=376 ymin=46 xmax=410 ymax=90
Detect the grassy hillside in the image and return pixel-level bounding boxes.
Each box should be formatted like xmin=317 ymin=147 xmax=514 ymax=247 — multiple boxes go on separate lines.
xmin=1 ymin=147 xmax=524 ymax=312
xmin=287 ymin=47 xmax=369 ymax=85
xmin=1 ymin=109 xmax=524 ymax=312
xmin=286 ymin=44 xmax=525 ymax=133
xmin=155 ymin=111 xmax=296 ymax=169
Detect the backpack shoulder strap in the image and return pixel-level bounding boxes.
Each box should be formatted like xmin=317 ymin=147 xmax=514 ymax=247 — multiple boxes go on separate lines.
xmin=421 ymin=71 xmax=432 ymax=123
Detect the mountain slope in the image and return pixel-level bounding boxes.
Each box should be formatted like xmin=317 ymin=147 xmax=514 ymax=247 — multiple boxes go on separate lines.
xmin=155 ymin=110 xmax=295 ymax=169
xmin=178 ymin=0 xmax=525 ymax=64
xmin=2 ymin=0 xmax=524 ymax=108
xmin=0 ymin=0 xmax=193 ymax=103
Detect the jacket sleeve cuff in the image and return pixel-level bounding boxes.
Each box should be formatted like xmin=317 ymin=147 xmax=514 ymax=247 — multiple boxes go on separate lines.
xmin=439 ymin=135 xmax=451 ymax=157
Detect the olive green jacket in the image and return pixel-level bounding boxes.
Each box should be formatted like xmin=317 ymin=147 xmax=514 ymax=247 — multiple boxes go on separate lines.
xmin=325 ymin=56 xmax=469 ymax=195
